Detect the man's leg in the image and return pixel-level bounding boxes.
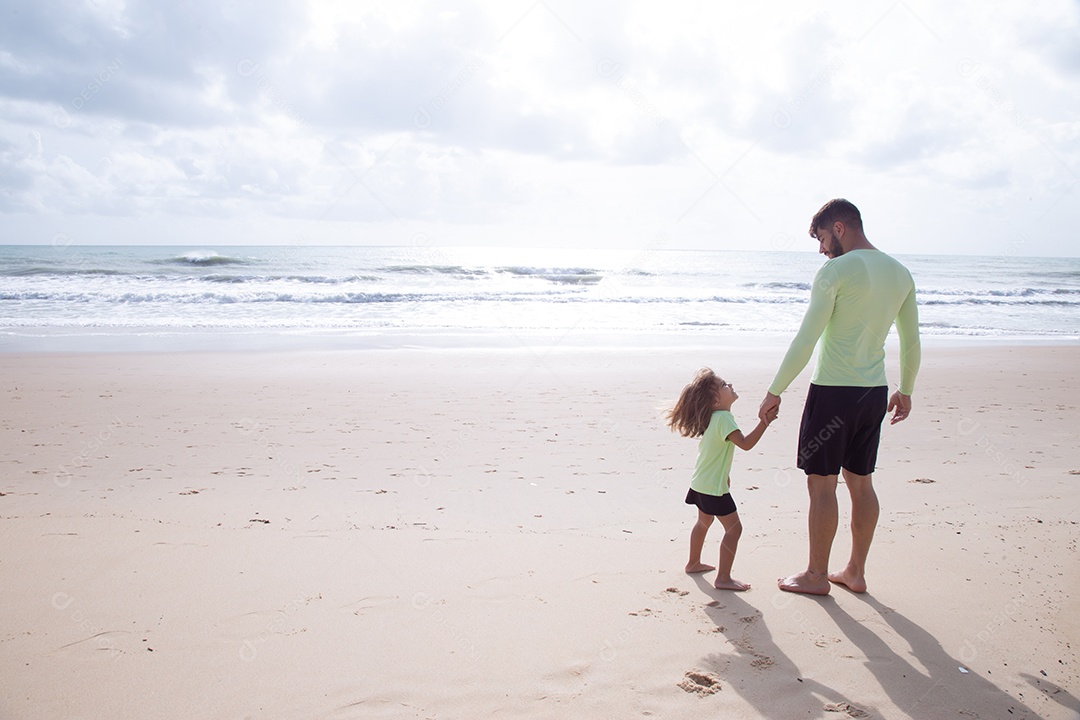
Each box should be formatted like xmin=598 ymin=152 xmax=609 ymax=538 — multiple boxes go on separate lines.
xmin=829 ymin=469 xmax=878 ymax=593
xmin=778 ymin=473 xmax=837 ymax=595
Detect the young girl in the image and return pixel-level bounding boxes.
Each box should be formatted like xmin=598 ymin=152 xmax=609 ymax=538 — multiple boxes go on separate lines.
xmin=667 ymin=368 xmax=776 ymax=591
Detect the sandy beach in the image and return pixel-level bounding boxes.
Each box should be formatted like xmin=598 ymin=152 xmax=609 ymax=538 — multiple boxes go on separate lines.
xmin=1 ymin=342 xmax=1077 ymax=719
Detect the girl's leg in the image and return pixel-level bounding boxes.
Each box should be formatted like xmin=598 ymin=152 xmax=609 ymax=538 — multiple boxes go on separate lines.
xmin=714 ymin=511 xmax=750 ymax=591
xmin=686 ymin=510 xmax=715 ymax=573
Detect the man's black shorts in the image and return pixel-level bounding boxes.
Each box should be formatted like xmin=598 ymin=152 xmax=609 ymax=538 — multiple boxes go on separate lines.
xmin=797 ymin=384 xmax=889 ymax=476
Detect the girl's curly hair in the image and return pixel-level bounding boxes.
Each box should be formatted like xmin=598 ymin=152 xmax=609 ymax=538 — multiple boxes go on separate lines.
xmin=666 ymin=367 xmax=721 ymax=438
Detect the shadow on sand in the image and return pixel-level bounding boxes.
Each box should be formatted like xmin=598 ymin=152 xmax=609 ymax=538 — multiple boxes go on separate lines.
xmin=690 ymin=576 xmax=1053 ymax=718
xmin=690 ymin=574 xmax=877 ymax=718
xmin=821 ymin=589 xmax=1045 ymax=718
xmin=1019 ymin=672 xmax=1080 ymax=719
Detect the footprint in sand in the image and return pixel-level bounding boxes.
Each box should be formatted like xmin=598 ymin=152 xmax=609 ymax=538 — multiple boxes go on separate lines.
xmin=56 ymin=630 xmax=130 ymax=657
xmin=678 ymin=670 xmax=721 ymax=696
xmin=824 ymin=701 xmax=869 ymax=717
xmin=340 ymin=595 xmax=398 ymax=616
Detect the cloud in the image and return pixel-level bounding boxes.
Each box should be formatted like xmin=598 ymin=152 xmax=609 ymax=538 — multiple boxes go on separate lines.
xmin=0 ymin=0 xmax=308 ymax=128
xmin=0 ymin=0 xmax=1077 ymax=254
xmin=1013 ymin=1 xmax=1080 ymax=77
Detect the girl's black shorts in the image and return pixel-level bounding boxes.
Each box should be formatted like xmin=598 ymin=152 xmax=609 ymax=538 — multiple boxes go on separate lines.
xmin=685 ymin=488 xmax=737 ymax=517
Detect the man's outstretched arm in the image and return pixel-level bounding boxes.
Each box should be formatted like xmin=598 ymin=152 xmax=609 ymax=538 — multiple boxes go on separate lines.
xmin=761 ymin=264 xmax=837 ymax=421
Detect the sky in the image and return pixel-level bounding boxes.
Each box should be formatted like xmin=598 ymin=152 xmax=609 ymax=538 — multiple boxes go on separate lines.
xmin=0 ymin=0 xmax=1078 ymax=256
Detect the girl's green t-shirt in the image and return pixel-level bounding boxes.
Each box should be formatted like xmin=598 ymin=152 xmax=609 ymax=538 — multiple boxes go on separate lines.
xmin=691 ymin=410 xmax=740 ymax=497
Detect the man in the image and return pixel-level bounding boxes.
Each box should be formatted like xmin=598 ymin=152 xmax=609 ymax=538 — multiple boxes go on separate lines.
xmin=759 ymin=199 xmax=920 ymax=595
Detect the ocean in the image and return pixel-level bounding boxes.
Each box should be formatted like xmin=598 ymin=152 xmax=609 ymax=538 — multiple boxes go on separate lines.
xmin=1 ymin=245 xmax=1078 ymax=351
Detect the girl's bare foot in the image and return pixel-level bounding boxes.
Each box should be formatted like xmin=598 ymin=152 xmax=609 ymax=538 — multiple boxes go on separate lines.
xmin=685 ymin=562 xmax=715 ymax=574
xmin=828 ymin=569 xmax=867 ymax=593
xmin=714 ymin=576 xmax=750 ymax=591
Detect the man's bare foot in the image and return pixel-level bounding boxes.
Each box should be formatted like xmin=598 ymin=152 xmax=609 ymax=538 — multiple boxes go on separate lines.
xmin=714 ymin=577 xmax=750 ymax=591
xmin=777 ymin=571 xmax=831 ymax=595
xmin=685 ymin=562 xmax=715 ymax=574
xmin=828 ymin=569 xmax=867 ymax=593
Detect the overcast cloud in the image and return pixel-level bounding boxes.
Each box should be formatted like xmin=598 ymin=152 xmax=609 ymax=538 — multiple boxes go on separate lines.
xmin=1 ymin=0 xmax=1077 ymax=255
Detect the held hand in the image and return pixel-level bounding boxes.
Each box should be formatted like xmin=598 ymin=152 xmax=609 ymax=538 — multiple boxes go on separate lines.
xmin=759 ymin=392 xmax=780 ymax=424
xmin=887 ymin=391 xmax=912 ymax=424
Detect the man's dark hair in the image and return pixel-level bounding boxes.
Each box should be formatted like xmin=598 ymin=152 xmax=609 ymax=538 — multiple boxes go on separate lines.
xmin=809 ymin=198 xmax=863 ymax=238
